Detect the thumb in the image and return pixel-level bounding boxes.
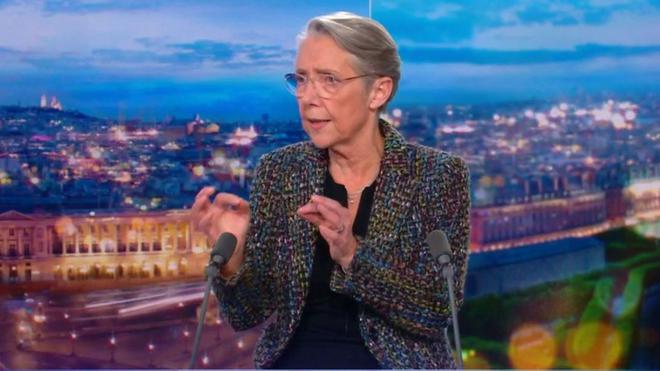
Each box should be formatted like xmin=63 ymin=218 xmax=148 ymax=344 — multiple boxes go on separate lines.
xmin=214 ymin=193 xmax=248 ymax=211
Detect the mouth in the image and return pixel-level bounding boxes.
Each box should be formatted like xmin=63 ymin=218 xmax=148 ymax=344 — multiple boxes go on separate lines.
xmin=306 ymin=118 xmax=331 ymax=129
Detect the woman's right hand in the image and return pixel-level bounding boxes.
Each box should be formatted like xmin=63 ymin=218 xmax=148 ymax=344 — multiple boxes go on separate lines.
xmin=190 ymin=187 xmax=250 ymax=278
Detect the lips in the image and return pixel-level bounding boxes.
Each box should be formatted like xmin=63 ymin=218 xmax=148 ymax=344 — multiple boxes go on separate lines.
xmin=307 ymin=118 xmax=330 ymax=129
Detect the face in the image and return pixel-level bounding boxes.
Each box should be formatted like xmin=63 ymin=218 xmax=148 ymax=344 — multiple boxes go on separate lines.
xmin=295 ymin=34 xmax=375 ymax=150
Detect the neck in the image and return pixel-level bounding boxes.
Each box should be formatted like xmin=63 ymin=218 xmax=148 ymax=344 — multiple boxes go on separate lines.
xmin=328 ymin=119 xmax=384 ymax=190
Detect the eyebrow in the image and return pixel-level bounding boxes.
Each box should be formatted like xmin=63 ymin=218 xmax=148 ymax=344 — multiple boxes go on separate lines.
xmin=295 ymin=67 xmax=341 ymax=75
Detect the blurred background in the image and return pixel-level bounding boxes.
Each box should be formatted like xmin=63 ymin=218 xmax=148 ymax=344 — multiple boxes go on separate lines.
xmin=0 ymin=0 xmax=658 ymax=369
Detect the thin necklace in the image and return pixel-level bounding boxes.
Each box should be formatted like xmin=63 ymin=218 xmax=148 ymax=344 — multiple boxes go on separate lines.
xmin=346 ymin=175 xmax=377 ymax=204
xmin=347 ymin=189 xmax=364 ymax=204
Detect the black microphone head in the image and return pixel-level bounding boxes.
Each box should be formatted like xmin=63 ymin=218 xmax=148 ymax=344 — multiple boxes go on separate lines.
xmin=426 ymin=229 xmax=451 ymax=263
xmin=212 ymin=232 xmax=237 ymax=264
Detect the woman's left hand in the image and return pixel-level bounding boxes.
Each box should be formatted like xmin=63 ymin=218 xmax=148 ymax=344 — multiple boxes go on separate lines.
xmin=297 ymin=194 xmax=357 ymax=271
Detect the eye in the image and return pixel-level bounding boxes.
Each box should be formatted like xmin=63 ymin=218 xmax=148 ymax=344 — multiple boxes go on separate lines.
xmin=294 ymin=74 xmax=307 ymax=84
xmin=320 ymin=73 xmax=340 ymax=86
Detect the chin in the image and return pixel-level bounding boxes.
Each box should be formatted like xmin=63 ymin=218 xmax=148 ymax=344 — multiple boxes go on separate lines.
xmin=307 ymin=132 xmax=334 ymax=149
xmin=304 ymin=126 xmax=335 ymax=149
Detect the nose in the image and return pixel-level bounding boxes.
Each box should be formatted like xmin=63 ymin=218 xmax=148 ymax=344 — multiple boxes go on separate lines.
xmin=297 ymin=80 xmax=322 ymax=106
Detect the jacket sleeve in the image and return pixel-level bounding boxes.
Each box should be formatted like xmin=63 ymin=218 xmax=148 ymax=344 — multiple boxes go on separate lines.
xmin=213 ymin=154 xmax=281 ymax=331
xmin=330 ymin=155 xmax=471 ymax=340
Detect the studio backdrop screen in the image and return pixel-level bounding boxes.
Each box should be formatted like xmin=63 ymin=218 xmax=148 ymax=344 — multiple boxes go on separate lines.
xmin=0 ymin=0 xmax=658 ymax=369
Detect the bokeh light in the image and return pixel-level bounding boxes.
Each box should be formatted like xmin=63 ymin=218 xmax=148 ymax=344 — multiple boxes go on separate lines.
xmin=463 ymin=349 xmax=491 ymax=369
xmin=508 ymin=323 xmax=556 ymax=369
xmin=564 ymin=322 xmax=623 ymax=369
xmin=192 ymin=165 xmax=205 ymax=177
xmin=54 ymin=217 xmax=77 ymax=237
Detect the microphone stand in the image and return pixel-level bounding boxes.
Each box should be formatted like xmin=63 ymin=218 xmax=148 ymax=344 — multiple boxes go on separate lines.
xmin=188 ymin=260 xmax=220 ymax=368
xmin=441 ymin=263 xmax=463 ymax=369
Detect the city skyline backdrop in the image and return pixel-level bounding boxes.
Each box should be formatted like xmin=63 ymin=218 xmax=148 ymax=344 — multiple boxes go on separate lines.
xmin=0 ymin=0 xmax=659 ymax=121
xmin=1 ymin=1 xmax=659 ymax=369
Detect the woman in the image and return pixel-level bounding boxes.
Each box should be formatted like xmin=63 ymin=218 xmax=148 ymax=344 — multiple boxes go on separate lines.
xmin=191 ymin=12 xmax=470 ymax=369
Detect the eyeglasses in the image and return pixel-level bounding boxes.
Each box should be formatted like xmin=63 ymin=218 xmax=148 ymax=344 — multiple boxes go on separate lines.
xmin=284 ymin=72 xmax=375 ymax=99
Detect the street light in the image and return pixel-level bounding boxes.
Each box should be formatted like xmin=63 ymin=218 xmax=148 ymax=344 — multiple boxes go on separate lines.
xmin=182 ymin=326 xmax=191 ymax=355
xmin=215 ymin=318 xmax=222 ymax=340
xmin=33 ymin=302 xmax=46 ymax=340
xmin=70 ymin=331 xmax=77 ymax=356
xmin=147 ymin=342 xmax=155 ymax=367
xmin=109 ymin=334 xmax=117 ymax=362
xmin=202 ymin=353 xmax=210 ymax=368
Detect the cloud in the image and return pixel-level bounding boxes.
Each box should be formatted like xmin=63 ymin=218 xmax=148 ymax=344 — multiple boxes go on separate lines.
xmin=0 ymin=0 xmax=17 ymax=9
xmin=0 ymin=45 xmax=14 ymax=54
xmin=374 ymin=1 xmax=506 ymax=44
xmin=168 ymin=40 xmax=294 ymax=66
xmin=399 ymin=43 xmax=660 ymax=65
xmin=374 ymin=0 xmax=660 ymax=47
xmin=0 ymin=39 xmax=296 ymax=79
xmin=515 ymin=2 xmax=583 ymax=26
xmin=87 ymin=40 xmax=295 ymax=70
xmin=41 ymin=0 xmax=170 ymax=14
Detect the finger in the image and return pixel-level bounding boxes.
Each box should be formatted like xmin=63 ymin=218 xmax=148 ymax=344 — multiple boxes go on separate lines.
xmin=311 ymin=194 xmax=345 ymax=211
xmin=315 ymin=202 xmax=344 ymax=229
xmin=297 ymin=209 xmax=325 ymax=226
xmin=195 ymin=186 xmax=216 ymax=200
xmin=319 ymin=224 xmax=341 ymax=245
xmin=195 ymin=186 xmax=215 ymax=202
xmin=213 ymin=193 xmax=247 ymax=211
xmin=197 ymin=209 xmax=219 ymax=233
xmin=193 ymin=186 xmax=216 ymax=205
xmin=190 ymin=201 xmax=210 ymax=230
xmin=297 ymin=202 xmax=319 ymax=215
xmin=191 ymin=187 xmax=215 ymax=214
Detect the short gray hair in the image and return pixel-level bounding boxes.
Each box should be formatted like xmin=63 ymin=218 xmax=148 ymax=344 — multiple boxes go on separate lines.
xmin=299 ymin=12 xmax=401 ymax=112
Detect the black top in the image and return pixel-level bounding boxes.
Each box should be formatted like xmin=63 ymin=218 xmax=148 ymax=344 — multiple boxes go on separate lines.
xmin=271 ymin=171 xmax=380 ymax=369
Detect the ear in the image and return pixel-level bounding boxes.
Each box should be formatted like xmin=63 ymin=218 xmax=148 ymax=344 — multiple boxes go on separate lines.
xmin=368 ymin=76 xmax=393 ymax=111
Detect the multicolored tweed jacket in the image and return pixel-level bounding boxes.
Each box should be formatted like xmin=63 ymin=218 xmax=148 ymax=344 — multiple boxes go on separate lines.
xmin=214 ymin=120 xmax=470 ymax=369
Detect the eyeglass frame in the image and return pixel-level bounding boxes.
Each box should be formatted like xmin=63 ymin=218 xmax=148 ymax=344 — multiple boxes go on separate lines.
xmin=284 ymin=72 xmax=379 ymax=98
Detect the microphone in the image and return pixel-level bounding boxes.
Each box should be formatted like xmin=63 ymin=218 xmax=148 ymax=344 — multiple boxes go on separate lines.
xmin=210 ymin=232 xmax=237 ymax=267
xmin=426 ymin=229 xmax=451 ymax=265
xmin=426 ymin=229 xmax=463 ymax=369
xmin=189 ymin=232 xmax=237 ymax=369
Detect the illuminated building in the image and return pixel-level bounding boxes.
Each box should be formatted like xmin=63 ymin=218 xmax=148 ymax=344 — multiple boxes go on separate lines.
xmin=624 ymin=178 xmax=660 ymax=223
xmin=0 ymin=210 xmax=210 ymax=283
xmin=471 ymin=193 xmax=607 ymax=252
xmin=49 ymin=96 xmax=62 ymax=110
xmin=186 ymin=113 xmax=220 ymax=135
xmin=37 ymin=94 xmax=63 ymax=110
xmin=471 ymin=178 xmax=660 ymax=252
xmin=226 ymin=125 xmax=258 ymax=146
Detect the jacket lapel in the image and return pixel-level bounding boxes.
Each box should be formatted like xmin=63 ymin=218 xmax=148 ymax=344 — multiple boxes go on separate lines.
xmin=367 ymin=121 xmax=415 ymax=245
xmin=287 ymin=143 xmax=326 ymax=311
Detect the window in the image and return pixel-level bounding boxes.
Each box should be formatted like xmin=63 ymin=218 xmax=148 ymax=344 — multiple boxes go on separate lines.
xmin=52 ymin=239 xmax=63 ymax=255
